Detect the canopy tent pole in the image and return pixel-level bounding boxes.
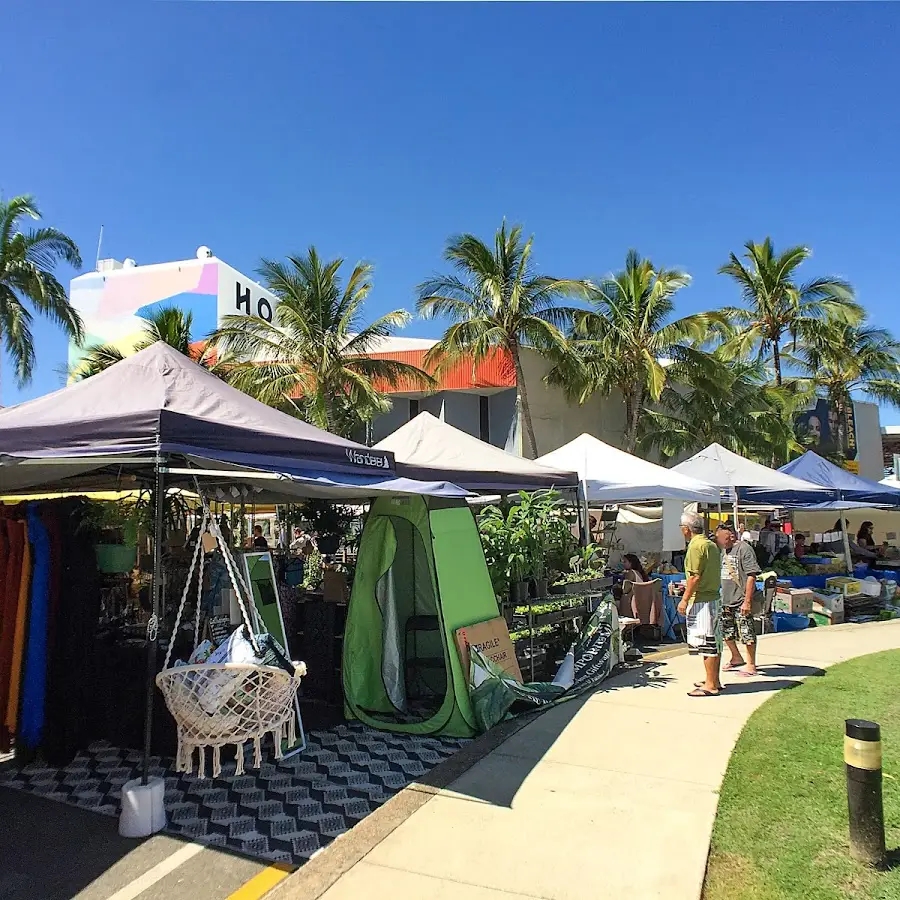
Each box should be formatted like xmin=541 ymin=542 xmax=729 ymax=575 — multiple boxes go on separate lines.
xmin=733 ymin=494 xmax=739 ymax=530
xmin=142 ymin=456 xmax=166 ymax=785
xmin=841 ymin=520 xmax=854 ymax=573
xmin=578 ymin=481 xmax=590 ymax=547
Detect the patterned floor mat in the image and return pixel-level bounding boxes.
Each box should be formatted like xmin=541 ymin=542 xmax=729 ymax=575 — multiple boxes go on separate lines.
xmin=0 ymin=724 xmax=467 ymax=865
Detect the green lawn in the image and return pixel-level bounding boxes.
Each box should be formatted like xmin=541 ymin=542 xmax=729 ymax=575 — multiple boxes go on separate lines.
xmin=704 ymin=650 xmax=900 ymax=900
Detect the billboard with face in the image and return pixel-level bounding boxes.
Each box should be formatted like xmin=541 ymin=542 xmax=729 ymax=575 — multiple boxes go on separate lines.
xmin=796 ymin=397 xmax=858 ymax=463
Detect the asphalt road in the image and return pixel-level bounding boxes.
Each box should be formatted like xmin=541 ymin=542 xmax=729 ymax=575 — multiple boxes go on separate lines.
xmin=0 ymin=788 xmax=274 ymax=900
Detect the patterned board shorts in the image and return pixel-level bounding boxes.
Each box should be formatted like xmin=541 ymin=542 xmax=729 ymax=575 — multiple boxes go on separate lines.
xmin=720 ymin=605 xmax=756 ymax=645
xmin=686 ymin=600 xmax=722 ymax=658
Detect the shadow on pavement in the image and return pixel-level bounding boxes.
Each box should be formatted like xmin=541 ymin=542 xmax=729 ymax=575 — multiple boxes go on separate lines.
xmin=0 ymin=787 xmax=144 ymax=900
xmin=755 ymin=663 xmax=827 ymax=678
xmin=593 ymin=662 xmax=677 ymax=692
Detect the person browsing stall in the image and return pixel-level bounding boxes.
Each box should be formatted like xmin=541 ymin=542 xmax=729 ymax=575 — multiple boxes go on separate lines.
xmin=793 ymin=533 xmax=807 ymax=560
xmin=678 ymin=512 xmax=722 ymax=697
xmin=716 ymin=523 xmax=761 ymax=677
xmin=251 ymin=524 xmax=269 ymax=550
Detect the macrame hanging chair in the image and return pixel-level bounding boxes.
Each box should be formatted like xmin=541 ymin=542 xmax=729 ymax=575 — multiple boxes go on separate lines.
xmin=155 ymin=504 xmax=305 ymax=778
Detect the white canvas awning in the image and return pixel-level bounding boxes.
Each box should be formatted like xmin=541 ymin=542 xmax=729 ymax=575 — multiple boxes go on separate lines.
xmin=535 ymin=433 xmax=718 ymax=504
xmin=375 ymin=412 xmax=578 ymax=493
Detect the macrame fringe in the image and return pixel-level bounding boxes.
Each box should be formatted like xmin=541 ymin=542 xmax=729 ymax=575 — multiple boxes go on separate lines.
xmin=253 ymin=735 xmax=262 ymax=769
xmin=287 ymin=713 xmax=296 ymax=747
xmin=212 ymin=744 xmax=222 ymax=779
xmin=235 ymin=741 xmax=245 ymax=776
xmin=273 ymin=724 xmax=284 ymax=760
xmin=197 ymin=745 xmax=206 ymax=780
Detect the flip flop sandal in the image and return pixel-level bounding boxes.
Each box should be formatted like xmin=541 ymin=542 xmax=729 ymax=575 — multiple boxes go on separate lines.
xmin=722 ymin=661 xmax=745 ymax=671
xmin=687 ymin=688 xmax=720 ymax=697
xmin=694 ymin=682 xmax=726 ymax=689
xmin=734 ymin=669 xmax=757 ymax=677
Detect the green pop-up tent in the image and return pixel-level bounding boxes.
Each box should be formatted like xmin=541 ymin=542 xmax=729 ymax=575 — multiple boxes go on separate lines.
xmin=342 ymin=495 xmax=500 ymax=737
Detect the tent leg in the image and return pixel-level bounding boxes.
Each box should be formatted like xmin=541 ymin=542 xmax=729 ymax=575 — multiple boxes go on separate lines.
xmin=733 ymin=498 xmax=739 ymax=530
xmin=578 ymin=482 xmax=590 ymax=547
xmin=841 ymin=522 xmax=853 ymax=573
xmin=142 ymin=459 xmax=165 ymax=786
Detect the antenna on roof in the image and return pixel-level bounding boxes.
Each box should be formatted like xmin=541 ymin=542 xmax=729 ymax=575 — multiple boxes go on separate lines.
xmin=95 ymin=225 xmax=104 ymax=272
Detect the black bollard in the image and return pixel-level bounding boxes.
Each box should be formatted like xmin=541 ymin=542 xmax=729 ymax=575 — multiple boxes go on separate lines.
xmin=844 ymin=719 xmax=886 ymax=865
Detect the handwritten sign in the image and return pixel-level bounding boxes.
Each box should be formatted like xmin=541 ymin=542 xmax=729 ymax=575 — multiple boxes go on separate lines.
xmin=208 ymin=614 xmax=232 ymax=647
xmin=455 ymin=616 xmax=522 ymax=683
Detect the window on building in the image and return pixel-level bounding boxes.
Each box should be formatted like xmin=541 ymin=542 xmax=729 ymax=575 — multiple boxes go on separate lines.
xmin=409 ymin=398 xmax=420 ymax=420
xmin=480 ymin=395 xmax=490 ymax=442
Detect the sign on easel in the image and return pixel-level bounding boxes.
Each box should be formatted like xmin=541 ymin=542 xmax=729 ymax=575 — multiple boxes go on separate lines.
xmin=208 ymin=614 xmax=232 ymax=646
xmin=242 ymin=551 xmax=306 ymax=755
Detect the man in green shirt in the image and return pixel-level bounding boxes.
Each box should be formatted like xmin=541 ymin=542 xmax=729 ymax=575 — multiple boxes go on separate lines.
xmin=678 ymin=512 xmax=722 ymax=697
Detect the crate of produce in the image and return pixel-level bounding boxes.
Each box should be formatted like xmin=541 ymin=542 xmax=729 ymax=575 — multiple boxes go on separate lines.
xmin=773 ymin=588 xmax=814 ymax=615
xmin=825 ymin=577 xmax=862 ymax=597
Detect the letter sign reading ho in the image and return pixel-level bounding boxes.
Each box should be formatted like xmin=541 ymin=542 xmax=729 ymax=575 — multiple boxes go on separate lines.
xmin=235 ymin=281 xmax=274 ymax=323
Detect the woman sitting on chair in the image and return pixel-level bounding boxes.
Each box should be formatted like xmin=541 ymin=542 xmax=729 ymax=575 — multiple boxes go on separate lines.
xmin=616 ymin=554 xmax=648 ymax=615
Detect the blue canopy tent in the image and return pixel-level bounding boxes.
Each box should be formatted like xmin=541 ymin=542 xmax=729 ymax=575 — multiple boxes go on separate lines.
xmin=779 ymin=451 xmax=900 ymax=570
xmin=779 ymin=451 xmax=900 ymax=508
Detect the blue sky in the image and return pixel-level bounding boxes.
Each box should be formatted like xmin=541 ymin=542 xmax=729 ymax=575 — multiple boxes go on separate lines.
xmin=3 ymin=2 xmax=899 ymax=420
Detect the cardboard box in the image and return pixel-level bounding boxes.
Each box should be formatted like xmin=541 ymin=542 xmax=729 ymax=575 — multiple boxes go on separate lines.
xmin=826 ymin=577 xmax=862 ymax=597
xmin=455 ymin=617 xmax=522 ymax=683
xmin=773 ymin=589 xmax=814 ymax=615
xmin=809 ymin=611 xmax=837 ymax=627
xmin=323 ymin=569 xmax=348 ymax=603
xmin=811 ymin=591 xmax=845 ymax=616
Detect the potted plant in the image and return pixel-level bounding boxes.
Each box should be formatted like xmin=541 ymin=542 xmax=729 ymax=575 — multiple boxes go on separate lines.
xmin=301 ymin=500 xmax=353 ymax=556
xmin=477 ymin=505 xmax=511 ymax=607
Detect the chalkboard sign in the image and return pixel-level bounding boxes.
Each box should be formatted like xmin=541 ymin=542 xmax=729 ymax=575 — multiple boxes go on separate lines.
xmin=208 ymin=614 xmax=232 ymax=647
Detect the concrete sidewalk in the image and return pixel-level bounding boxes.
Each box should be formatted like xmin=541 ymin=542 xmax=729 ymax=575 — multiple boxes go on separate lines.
xmin=273 ymin=619 xmax=900 ymax=900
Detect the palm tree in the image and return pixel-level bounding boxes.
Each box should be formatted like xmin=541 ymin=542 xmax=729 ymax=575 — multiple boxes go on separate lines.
xmin=0 ymin=194 xmax=84 ymax=387
xmin=718 ymin=238 xmax=862 ymax=386
xmin=208 ymin=247 xmax=433 ymax=437
xmin=73 ymin=306 xmax=203 ymax=378
xmin=795 ymin=317 xmax=900 ymax=454
xmin=548 ymin=250 xmax=716 ymax=454
xmin=416 ymin=222 xmax=590 ymax=457
xmin=639 ymin=353 xmax=803 ymax=466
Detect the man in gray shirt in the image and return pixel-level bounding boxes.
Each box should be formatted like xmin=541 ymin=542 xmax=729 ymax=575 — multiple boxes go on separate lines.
xmin=715 ymin=523 xmax=761 ymax=676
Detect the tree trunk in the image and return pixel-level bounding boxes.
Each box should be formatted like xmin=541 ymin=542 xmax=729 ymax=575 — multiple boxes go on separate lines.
xmin=510 ymin=342 xmax=538 ymax=458
xmin=628 ymin=389 xmax=645 ymax=455
xmin=834 ymin=394 xmax=847 ymax=458
xmin=623 ymin=391 xmax=635 ymax=454
xmin=772 ymin=341 xmax=783 ymax=386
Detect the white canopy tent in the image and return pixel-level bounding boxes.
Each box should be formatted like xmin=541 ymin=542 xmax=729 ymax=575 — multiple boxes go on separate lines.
xmin=375 ymin=412 xmax=578 ymax=493
xmin=536 ymin=433 xmax=718 ymax=504
xmin=671 ymin=442 xmax=832 ymax=508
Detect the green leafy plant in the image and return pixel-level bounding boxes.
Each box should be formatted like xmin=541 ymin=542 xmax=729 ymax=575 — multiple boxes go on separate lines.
xmin=569 ymin=543 xmax=601 ymax=574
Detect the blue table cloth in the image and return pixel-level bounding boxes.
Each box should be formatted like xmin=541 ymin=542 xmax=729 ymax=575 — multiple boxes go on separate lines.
xmin=658 ymin=573 xmax=686 ymax=641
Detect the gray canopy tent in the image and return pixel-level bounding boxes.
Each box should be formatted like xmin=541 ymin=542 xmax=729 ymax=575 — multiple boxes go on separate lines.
xmin=374 ymin=412 xmax=579 ymax=493
xmin=0 ymin=343 xmax=468 ymax=782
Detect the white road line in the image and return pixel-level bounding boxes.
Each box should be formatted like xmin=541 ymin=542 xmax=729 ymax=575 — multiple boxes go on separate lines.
xmin=105 ymin=842 xmax=205 ymax=900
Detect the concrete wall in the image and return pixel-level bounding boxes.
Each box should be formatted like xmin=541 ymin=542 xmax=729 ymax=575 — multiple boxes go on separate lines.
xmin=489 ymin=389 xmax=518 ymax=451
xmin=853 ymin=400 xmax=883 ymax=482
xmin=369 ymin=398 xmax=408 ymax=444
xmin=519 ymin=348 xmax=627 ymax=458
